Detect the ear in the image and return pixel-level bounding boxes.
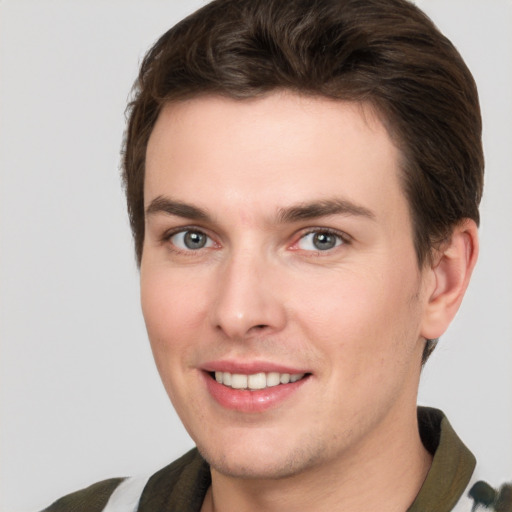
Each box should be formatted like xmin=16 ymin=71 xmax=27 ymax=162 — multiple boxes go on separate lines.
xmin=421 ymin=219 xmax=479 ymax=340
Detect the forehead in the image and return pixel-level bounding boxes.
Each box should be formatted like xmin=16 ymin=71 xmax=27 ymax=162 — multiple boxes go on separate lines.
xmin=144 ymin=92 xmax=407 ymax=224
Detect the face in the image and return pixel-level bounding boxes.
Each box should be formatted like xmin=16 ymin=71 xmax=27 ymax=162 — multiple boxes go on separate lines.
xmin=141 ymin=92 xmax=431 ymax=480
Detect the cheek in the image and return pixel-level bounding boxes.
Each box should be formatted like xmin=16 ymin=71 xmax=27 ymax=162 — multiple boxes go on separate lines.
xmin=140 ymin=269 xmax=213 ymax=413
xmin=290 ymin=263 xmax=421 ymax=362
xmin=140 ymin=269 xmax=208 ymax=361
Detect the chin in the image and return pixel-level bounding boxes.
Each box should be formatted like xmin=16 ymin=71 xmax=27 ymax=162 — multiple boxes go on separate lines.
xmin=195 ymin=434 xmax=330 ymax=480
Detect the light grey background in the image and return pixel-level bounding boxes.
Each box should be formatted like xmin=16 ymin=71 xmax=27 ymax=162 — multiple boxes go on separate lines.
xmin=1 ymin=1 xmax=511 ymax=511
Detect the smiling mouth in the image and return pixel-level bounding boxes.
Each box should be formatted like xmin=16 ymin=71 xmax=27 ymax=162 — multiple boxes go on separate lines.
xmin=210 ymin=371 xmax=309 ymax=391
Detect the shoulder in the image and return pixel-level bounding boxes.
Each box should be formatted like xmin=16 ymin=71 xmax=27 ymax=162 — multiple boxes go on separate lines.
xmin=42 ymin=449 xmax=210 ymax=512
xmin=413 ymin=407 xmax=512 ymax=512
xmin=41 ymin=478 xmax=125 ymax=512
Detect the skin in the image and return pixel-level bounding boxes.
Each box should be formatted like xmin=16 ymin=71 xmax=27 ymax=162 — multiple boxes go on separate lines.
xmin=140 ymin=92 xmax=478 ymax=512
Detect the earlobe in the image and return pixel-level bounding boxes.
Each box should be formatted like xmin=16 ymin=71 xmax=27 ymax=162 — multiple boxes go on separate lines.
xmin=421 ymin=219 xmax=479 ymax=340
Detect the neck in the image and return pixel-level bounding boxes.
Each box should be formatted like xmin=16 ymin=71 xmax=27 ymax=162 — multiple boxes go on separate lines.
xmin=202 ymin=404 xmax=432 ymax=512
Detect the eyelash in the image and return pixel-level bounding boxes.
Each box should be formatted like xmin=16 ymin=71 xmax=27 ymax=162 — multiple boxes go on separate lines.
xmin=161 ymin=226 xmax=351 ymax=255
xmin=161 ymin=226 xmax=217 ymax=254
xmin=292 ymin=228 xmax=350 ymax=254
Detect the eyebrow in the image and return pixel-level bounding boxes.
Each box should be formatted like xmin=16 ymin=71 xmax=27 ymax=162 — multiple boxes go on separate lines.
xmin=145 ymin=196 xmax=375 ymax=223
xmin=146 ymin=196 xmax=210 ymax=220
xmin=276 ymin=199 xmax=375 ymax=223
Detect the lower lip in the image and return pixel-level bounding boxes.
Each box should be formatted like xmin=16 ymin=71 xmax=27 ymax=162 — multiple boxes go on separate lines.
xmin=203 ymin=372 xmax=309 ymax=413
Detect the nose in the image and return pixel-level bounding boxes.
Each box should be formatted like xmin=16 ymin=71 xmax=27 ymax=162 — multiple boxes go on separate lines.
xmin=210 ymin=250 xmax=287 ymax=340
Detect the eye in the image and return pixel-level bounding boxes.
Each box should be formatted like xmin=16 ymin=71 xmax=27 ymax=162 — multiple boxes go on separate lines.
xmin=169 ymin=229 xmax=215 ymax=251
xmin=297 ymin=230 xmax=345 ymax=251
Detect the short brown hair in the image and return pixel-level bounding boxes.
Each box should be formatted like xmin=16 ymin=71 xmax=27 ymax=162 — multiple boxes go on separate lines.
xmin=122 ymin=0 xmax=484 ymax=360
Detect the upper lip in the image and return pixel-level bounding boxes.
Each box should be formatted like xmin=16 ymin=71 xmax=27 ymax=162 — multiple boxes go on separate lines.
xmin=201 ymin=360 xmax=309 ymax=375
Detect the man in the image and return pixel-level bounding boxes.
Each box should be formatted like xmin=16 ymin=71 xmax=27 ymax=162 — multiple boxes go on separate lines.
xmin=43 ymin=0 xmax=510 ymax=511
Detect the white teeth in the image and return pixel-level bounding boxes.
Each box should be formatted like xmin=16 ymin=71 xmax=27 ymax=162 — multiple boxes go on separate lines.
xmin=222 ymin=372 xmax=232 ymax=386
xmin=248 ymin=372 xmax=267 ymax=390
xmin=266 ymin=372 xmax=281 ymax=387
xmin=231 ymin=374 xmax=248 ymax=389
xmin=213 ymin=371 xmax=306 ymax=390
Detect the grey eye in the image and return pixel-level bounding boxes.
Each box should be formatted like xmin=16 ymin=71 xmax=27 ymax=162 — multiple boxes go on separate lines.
xmin=170 ymin=230 xmax=213 ymax=250
xmin=298 ymin=231 xmax=343 ymax=251
xmin=184 ymin=231 xmax=207 ymax=249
